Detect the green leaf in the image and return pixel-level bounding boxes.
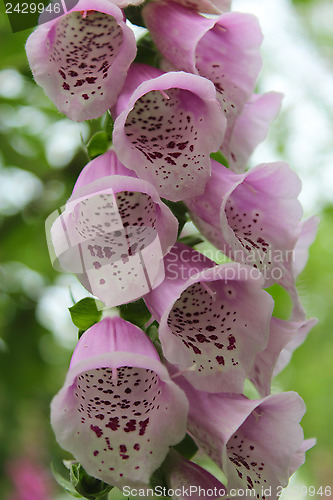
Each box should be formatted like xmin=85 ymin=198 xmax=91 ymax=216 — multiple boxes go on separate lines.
xmin=178 ymin=235 xmax=204 ymax=248
xmin=101 ymin=111 xmax=115 ymax=142
xmin=118 ymin=298 xmax=151 ymax=329
xmin=124 ymin=6 xmax=146 ymax=27
xmin=87 ymin=131 xmax=109 ymax=160
xmin=162 ymin=199 xmax=188 ymax=237
xmin=210 ymin=150 xmax=229 ymax=168
xmin=135 ymin=33 xmax=161 ymax=68
xmin=70 ymin=464 xmax=113 ymax=499
xmin=51 ymin=463 xmax=82 ymax=498
xmin=173 ymin=433 xmax=198 ymax=460
xmin=69 ymin=298 xmax=103 ymax=331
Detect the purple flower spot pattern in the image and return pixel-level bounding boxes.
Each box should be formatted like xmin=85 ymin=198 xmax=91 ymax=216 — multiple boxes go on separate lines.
xmin=67 ymin=190 xmax=159 ymax=300
xmin=48 ymin=11 xmax=123 ymax=104
xmin=167 ymin=282 xmax=240 ymax=375
xmin=124 ymin=89 xmax=207 ymax=197
xmin=74 ymin=366 xmax=163 ymax=477
xmin=227 ymin=431 xmax=268 ymax=499
xmin=196 ymin=31 xmax=240 ymax=120
xmin=225 ymin=197 xmax=270 ymax=271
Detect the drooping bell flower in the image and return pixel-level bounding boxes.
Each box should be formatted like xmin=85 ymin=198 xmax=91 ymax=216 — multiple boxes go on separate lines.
xmin=51 ymin=317 xmax=189 ymax=488
xmin=25 ymin=0 xmax=137 ymax=121
xmin=175 ymin=376 xmax=315 ymax=499
xmin=221 ymin=92 xmax=283 ymax=173
xmin=144 ymin=243 xmax=274 ymax=393
xmin=279 ymin=215 xmax=319 ymax=320
xmin=162 ymin=449 xmax=227 ymax=499
xmin=143 ymin=3 xmax=262 ymax=126
xmin=160 ymin=0 xmax=231 ymax=14
xmin=112 ymin=63 xmax=226 ymax=202
xmin=293 ymin=216 xmax=319 ymax=278
xmin=187 ymin=160 xmax=303 ymax=288
xmin=47 ymin=150 xmax=178 ymax=307
xmin=249 ymin=316 xmax=318 ymax=397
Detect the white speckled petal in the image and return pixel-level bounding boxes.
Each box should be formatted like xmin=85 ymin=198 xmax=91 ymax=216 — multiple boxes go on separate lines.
xmin=174 ymin=378 xmax=310 ymax=500
xmin=188 ymin=160 xmax=303 ymax=287
xmin=51 ymin=317 xmax=188 ymax=488
xmin=113 ymin=64 xmax=226 ymax=202
xmin=26 ymin=0 xmax=136 ymax=121
xmin=50 ymin=154 xmax=178 ymax=306
xmin=145 ymin=243 xmax=273 ymax=393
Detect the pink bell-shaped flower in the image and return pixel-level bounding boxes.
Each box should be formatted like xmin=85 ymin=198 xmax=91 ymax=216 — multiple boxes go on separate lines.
xmin=187 ymin=160 xmax=303 ymax=288
xmin=47 ymin=150 xmax=178 ymax=307
xmin=26 ymin=0 xmax=137 ymax=121
xmin=112 ymin=64 xmax=226 ymax=202
xmin=249 ymin=316 xmax=318 ymax=397
xmin=143 ymin=3 xmax=262 ymax=126
xmin=176 ymin=376 xmax=315 ymax=500
xmin=144 ymin=243 xmax=274 ymax=393
xmin=51 ymin=317 xmax=189 ymax=487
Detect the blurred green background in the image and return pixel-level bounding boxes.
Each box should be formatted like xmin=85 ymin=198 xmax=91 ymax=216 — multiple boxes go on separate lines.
xmin=0 ymin=0 xmax=332 ymax=497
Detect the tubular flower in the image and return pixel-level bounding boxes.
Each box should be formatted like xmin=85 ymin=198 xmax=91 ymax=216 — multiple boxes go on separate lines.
xmin=249 ymin=317 xmax=318 ymax=397
xmin=187 ymin=160 xmax=303 ymax=287
xmin=221 ymin=92 xmax=283 ymax=173
xmin=175 ymin=376 xmax=315 ymax=500
xmin=50 ymin=317 xmax=189 ymax=488
xmin=25 ymin=0 xmax=137 ymax=121
xmin=144 ymin=243 xmax=273 ymax=393
xmin=143 ymin=2 xmax=262 ymax=126
xmin=112 ymin=64 xmax=226 ymax=202
xmin=48 ymin=150 xmax=178 ymax=307
xmin=161 ymin=0 xmax=231 ymax=15
xmin=162 ymin=449 xmax=227 ymax=499
xmin=279 ymin=215 xmax=319 ymax=320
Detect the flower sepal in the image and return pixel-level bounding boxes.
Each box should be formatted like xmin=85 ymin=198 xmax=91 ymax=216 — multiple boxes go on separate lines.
xmin=69 ymin=463 xmax=113 ymax=499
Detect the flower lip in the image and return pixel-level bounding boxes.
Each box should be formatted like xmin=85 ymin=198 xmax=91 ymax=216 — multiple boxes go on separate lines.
xmin=25 ymin=0 xmax=137 ymax=121
xmin=145 ymin=244 xmax=273 ymax=393
xmin=48 ymin=169 xmax=178 ymax=307
xmin=51 ymin=317 xmax=189 ymax=488
xmin=113 ymin=67 xmax=226 ymax=201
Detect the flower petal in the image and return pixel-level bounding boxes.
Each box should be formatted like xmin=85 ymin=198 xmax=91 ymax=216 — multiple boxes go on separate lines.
xmin=143 ymin=4 xmax=262 ymax=123
xmin=164 ymin=0 xmax=231 ymax=15
xmin=113 ymin=64 xmax=226 ymax=201
xmin=49 ymin=154 xmax=178 ymax=306
xmin=188 ymin=160 xmax=303 ymax=287
xmin=73 ymin=150 xmax=137 ymax=192
xmin=163 ymin=450 xmax=227 ymax=499
xmin=26 ymin=0 xmax=136 ymax=121
xmin=174 ymin=379 xmax=310 ymax=499
xmin=51 ymin=317 xmax=188 ymax=488
xmin=293 ymin=216 xmax=319 ymax=278
xmin=249 ymin=317 xmax=318 ymax=397
xmin=222 ymin=92 xmax=283 ymax=173
xmin=145 ymin=243 xmax=273 ymax=392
